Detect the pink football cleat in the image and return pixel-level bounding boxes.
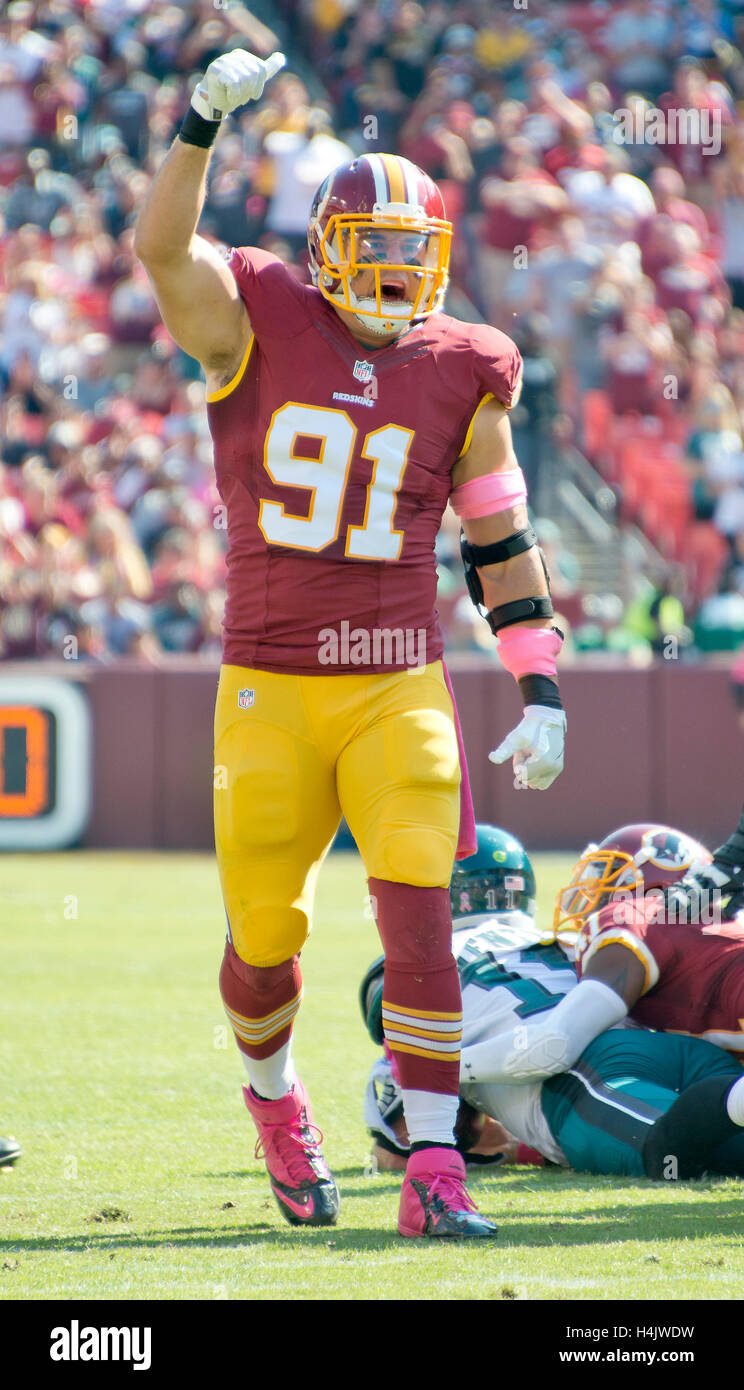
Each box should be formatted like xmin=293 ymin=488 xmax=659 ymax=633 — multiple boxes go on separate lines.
xmin=243 ymin=1079 xmax=340 ymax=1227
xmin=398 ymin=1147 xmax=498 ymax=1238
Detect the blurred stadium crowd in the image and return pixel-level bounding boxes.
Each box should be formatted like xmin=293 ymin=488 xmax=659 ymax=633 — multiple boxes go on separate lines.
xmin=5 ymin=0 xmax=744 ymax=660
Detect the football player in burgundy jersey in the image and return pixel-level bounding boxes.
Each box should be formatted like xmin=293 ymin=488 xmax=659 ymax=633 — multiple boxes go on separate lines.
xmin=458 ymin=822 xmax=744 ymax=1177
xmin=135 ymin=50 xmax=566 ymax=1238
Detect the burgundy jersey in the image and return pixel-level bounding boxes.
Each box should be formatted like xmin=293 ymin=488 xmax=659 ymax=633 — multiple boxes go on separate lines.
xmin=206 ymin=248 xmax=522 ymax=674
xmin=576 ymin=899 xmax=744 ymax=1054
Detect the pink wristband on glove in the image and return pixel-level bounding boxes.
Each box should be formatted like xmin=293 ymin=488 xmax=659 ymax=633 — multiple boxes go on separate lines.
xmin=497 ymin=625 xmax=563 ymax=679
xmin=450 ymin=467 xmax=527 ymax=520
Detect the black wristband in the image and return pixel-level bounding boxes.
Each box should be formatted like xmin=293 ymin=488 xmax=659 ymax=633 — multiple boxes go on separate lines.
xmin=518 ymin=674 xmax=563 ymax=710
xmin=179 ymin=106 xmax=221 ymax=149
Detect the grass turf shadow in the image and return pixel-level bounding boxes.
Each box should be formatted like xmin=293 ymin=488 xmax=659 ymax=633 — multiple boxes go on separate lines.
xmin=2 ymin=1194 xmax=743 ymax=1257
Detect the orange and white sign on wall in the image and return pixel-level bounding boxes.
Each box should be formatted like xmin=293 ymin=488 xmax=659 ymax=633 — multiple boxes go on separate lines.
xmin=0 ymin=679 xmax=90 ymax=848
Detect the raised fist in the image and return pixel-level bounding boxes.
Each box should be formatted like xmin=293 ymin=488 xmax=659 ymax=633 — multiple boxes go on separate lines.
xmin=191 ymin=49 xmax=286 ymax=122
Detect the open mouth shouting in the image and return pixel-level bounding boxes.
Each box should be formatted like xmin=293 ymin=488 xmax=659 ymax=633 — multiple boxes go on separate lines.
xmin=380 ymin=279 xmax=410 ymax=302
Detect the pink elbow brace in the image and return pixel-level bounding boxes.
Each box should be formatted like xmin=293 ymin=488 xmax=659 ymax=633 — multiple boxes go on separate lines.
xmin=497 ymin=624 xmax=563 ymax=679
xmin=449 ymin=468 xmax=527 ymax=519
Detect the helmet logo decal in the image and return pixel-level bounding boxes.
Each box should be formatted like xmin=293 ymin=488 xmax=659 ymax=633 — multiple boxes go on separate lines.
xmin=458 ymin=890 xmax=471 ymax=912
xmin=640 ymin=829 xmax=695 ymax=872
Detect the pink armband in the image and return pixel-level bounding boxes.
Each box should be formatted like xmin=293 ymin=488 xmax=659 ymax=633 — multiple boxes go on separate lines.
xmin=449 ymin=467 xmax=527 ymax=520
xmin=497 ymin=625 xmax=563 ymax=679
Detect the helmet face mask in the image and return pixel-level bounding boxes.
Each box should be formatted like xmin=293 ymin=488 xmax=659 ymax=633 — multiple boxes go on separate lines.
xmin=314 ymin=214 xmax=451 ymax=329
xmin=553 ymin=849 xmax=642 ymax=945
xmin=308 ymin=157 xmax=453 ymax=336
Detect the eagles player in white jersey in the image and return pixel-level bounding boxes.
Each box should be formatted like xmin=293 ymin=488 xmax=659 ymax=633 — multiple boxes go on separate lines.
xmin=361 ymin=826 xmax=744 ymax=1180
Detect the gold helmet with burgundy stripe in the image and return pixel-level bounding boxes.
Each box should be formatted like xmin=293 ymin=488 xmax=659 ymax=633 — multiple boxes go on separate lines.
xmin=307 ymin=152 xmax=452 ymax=336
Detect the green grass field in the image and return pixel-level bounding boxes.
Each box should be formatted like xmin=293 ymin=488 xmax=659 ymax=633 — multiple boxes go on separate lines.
xmin=1 ymin=849 xmax=743 ymax=1302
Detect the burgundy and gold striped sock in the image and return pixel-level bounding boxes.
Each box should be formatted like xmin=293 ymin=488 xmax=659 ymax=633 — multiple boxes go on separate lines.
xmin=369 ymin=877 xmax=462 ymax=1147
xmin=219 ymin=940 xmax=303 ymax=1098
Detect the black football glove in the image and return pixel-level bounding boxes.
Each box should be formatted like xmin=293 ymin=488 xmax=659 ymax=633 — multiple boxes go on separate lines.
xmin=666 ymin=833 xmax=744 ymax=923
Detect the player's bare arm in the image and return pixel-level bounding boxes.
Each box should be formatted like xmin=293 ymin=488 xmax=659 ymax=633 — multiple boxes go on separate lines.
xmin=134 ymin=142 xmax=251 ymax=387
xmin=134 ymin=50 xmax=285 ymax=388
xmin=582 ymin=941 xmax=646 ymax=1008
xmin=451 ymin=400 xmax=550 ymax=627
xmin=450 ymin=395 xmax=566 ymax=790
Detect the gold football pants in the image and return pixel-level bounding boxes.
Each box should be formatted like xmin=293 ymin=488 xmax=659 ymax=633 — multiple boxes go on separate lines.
xmin=214 ymin=661 xmax=461 ymax=965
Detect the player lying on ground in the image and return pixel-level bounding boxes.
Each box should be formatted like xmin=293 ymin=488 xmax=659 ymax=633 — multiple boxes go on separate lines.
xmin=456 ymin=823 xmax=744 ymax=1176
xmin=135 ymin=49 xmax=567 ymax=1238
xmin=361 ymin=826 xmax=744 ymax=1179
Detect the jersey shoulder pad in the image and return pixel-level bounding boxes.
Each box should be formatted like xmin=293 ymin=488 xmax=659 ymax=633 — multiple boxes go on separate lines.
xmin=436 ymin=317 xmax=523 ymax=413
xmin=225 ymin=246 xmax=312 ymax=338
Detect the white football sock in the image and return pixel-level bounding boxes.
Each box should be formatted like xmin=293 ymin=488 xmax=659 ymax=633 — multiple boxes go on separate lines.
xmin=726 ymin=1074 xmax=744 ymax=1127
xmin=402 ymin=1089 xmax=459 ymax=1146
xmin=242 ymin=1041 xmax=295 ymax=1101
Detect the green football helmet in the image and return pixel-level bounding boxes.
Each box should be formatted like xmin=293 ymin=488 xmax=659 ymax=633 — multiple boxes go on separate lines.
xmin=450 ymin=823 xmax=536 ymax=925
xmin=359 ymin=953 xmax=385 ymax=1046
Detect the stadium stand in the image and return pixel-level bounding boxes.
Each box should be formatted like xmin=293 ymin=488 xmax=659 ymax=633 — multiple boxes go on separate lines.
xmin=4 ymin=0 xmax=744 ymax=659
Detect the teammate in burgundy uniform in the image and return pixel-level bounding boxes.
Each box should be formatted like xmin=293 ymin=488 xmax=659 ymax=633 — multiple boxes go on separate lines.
xmin=135 ymin=49 xmax=567 ymax=1238
xmin=459 ymin=822 xmax=744 ymax=1177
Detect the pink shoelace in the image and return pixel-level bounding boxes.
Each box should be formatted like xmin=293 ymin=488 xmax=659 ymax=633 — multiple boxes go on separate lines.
xmin=423 ymin=1170 xmax=478 ymax=1216
xmin=255 ymin=1117 xmax=326 ymax=1187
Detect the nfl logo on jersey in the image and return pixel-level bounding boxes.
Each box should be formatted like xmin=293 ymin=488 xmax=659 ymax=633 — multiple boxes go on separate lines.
xmin=353 ymin=359 xmax=374 ymax=384
xmin=237 ymin=688 xmax=255 ymax=709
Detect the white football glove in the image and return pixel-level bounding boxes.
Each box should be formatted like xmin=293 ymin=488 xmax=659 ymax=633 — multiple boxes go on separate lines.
xmin=191 ymin=49 xmax=286 ymax=122
xmin=489 ymin=704 xmax=566 ymax=791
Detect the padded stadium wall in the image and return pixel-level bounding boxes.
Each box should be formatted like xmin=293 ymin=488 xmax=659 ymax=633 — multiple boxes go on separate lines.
xmin=0 ymin=660 xmax=738 ymax=851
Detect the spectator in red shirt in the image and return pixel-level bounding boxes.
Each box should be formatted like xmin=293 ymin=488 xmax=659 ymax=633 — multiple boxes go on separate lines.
xmin=637 ymin=166 xmax=711 ymax=279
xmin=658 ymin=58 xmax=731 ymax=201
xmin=478 ymin=137 xmax=569 ymax=328
xmin=652 ymin=222 xmax=728 ymax=323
